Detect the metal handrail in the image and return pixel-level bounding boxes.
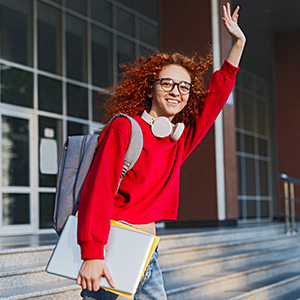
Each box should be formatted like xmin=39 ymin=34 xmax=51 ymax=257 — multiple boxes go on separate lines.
xmin=279 ymin=173 xmax=299 ymax=235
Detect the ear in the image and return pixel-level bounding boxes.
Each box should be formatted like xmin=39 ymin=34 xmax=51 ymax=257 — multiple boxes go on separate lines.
xmin=147 ymin=91 xmax=153 ymax=98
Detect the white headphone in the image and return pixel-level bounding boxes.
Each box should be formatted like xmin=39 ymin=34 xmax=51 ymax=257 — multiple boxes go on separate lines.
xmin=141 ymin=111 xmax=185 ymax=142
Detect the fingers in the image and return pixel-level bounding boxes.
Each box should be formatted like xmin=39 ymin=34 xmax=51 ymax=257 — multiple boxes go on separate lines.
xmin=222 ymin=2 xmax=240 ymax=23
xmin=103 ymin=267 xmax=115 ymax=288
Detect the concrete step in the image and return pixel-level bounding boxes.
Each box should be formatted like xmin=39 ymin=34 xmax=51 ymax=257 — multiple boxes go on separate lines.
xmin=166 ymin=256 xmax=300 ymax=299
xmin=0 ymin=246 xmax=54 ymax=271
xmin=159 ymin=233 xmax=300 ymax=268
xmin=0 ymin=223 xmax=296 ymax=300
xmin=159 ymin=223 xmax=284 ymax=251
xmin=0 ymin=279 xmax=81 ymax=300
xmin=161 ymin=242 xmax=300 ymax=290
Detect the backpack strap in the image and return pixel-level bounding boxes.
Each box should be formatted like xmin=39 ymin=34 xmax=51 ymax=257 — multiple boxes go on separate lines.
xmin=73 ymin=114 xmax=143 ymax=213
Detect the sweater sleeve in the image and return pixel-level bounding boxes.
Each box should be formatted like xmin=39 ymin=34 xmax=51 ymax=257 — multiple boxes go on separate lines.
xmin=182 ymin=60 xmax=239 ymax=162
xmin=77 ymin=118 xmax=131 ymax=260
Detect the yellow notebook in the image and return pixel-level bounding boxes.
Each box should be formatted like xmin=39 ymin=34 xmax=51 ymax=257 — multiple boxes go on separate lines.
xmin=104 ymin=220 xmax=160 ymax=298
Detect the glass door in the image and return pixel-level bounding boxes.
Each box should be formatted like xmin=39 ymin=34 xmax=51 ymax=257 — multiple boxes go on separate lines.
xmin=0 ymin=110 xmax=35 ymax=234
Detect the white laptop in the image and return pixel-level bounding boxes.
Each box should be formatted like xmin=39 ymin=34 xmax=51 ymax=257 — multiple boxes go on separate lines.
xmin=46 ymin=215 xmax=155 ymax=296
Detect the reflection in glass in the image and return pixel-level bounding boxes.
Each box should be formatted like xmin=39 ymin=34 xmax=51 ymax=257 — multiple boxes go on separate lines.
xmin=38 ymin=75 xmax=62 ymax=114
xmin=117 ymin=8 xmax=134 ymax=37
xmin=66 ymin=14 xmax=87 ymax=82
xmin=91 ymin=0 xmax=112 ymax=26
xmin=93 ymin=91 xmax=107 ymax=122
xmin=92 ymin=26 xmax=113 ymax=87
xmin=67 ymin=121 xmax=89 ymax=136
xmin=0 ymin=0 xmax=33 ymax=66
xmin=117 ymin=37 xmax=135 ymax=74
xmin=38 ymin=2 xmax=62 ymax=74
xmin=39 ymin=116 xmax=63 ymax=187
xmin=2 ymin=193 xmax=30 ymax=225
xmin=67 ymin=84 xmax=88 ymax=119
xmin=1 ymin=65 xmax=33 ymax=108
xmin=39 ymin=193 xmax=55 ymax=229
xmin=2 ymin=116 xmax=29 ymax=186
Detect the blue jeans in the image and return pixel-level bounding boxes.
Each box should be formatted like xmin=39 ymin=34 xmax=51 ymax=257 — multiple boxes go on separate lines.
xmin=81 ymin=250 xmax=167 ymax=300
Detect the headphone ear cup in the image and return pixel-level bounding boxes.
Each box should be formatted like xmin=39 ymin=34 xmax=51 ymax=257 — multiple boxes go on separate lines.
xmin=170 ymin=123 xmax=185 ymax=142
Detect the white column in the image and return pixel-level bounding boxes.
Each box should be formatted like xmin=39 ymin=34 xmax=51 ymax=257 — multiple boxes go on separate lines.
xmin=211 ymin=0 xmax=226 ymax=221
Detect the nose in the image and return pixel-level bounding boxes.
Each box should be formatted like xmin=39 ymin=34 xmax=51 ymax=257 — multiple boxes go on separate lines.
xmin=170 ymin=83 xmax=180 ymax=95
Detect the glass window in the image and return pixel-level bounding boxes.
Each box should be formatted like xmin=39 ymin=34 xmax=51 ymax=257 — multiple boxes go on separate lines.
xmin=245 ymin=157 xmax=256 ymax=195
xmin=67 ymin=121 xmax=89 ymax=136
xmin=0 ymin=0 xmax=33 ymax=66
xmin=243 ymin=93 xmax=254 ymax=132
xmin=67 ymin=84 xmax=88 ymax=119
xmin=2 ymin=116 xmax=30 ymax=187
xmin=117 ymin=8 xmax=135 ymax=37
xmin=244 ymin=135 xmax=255 ymax=154
xmin=258 ymin=138 xmax=268 ymax=157
xmin=118 ymin=0 xmax=158 ymax=21
xmin=260 ymin=200 xmax=269 ymax=218
xmin=38 ymin=2 xmax=62 ymax=74
xmin=91 ymin=0 xmax=112 ymax=26
xmin=2 ymin=193 xmax=30 ymax=225
xmin=246 ymin=200 xmax=256 ymax=219
xmin=39 ymin=193 xmax=55 ymax=229
xmin=38 ymin=75 xmax=62 ymax=114
xmin=259 ymin=160 xmax=269 ymax=196
xmin=1 ymin=65 xmax=33 ymax=108
xmin=66 ymin=14 xmax=87 ymax=82
xmin=237 ymin=156 xmax=244 ymax=195
xmin=91 ymin=26 xmax=113 ymax=87
xmin=139 ymin=46 xmax=155 ymax=57
xmin=93 ymin=91 xmax=107 ymax=122
xmin=139 ymin=19 xmax=158 ymax=47
xmin=39 ymin=116 xmax=63 ymax=187
xmin=117 ymin=37 xmax=135 ymax=74
xmin=65 ymin=0 xmax=86 ymax=15
xmin=257 ymin=100 xmax=267 ymax=135
xmin=236 ymin=132 xmax=241 ymax=152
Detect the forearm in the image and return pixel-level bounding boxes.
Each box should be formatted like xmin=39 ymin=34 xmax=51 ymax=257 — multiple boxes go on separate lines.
xmin=226 ymin=38 xmax=246 ymax=67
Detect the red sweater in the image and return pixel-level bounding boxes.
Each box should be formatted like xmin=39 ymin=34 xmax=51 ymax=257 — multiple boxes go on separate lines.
xmin=78 ymin=60 xmax=239 ymax=260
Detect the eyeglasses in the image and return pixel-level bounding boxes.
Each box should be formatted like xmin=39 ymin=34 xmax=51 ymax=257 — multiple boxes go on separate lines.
xmin=153 ymin=78 xmax=193 ymax=95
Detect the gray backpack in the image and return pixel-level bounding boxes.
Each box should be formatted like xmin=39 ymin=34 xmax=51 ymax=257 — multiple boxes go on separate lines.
xmin=53 ymin=113 xmax=143 ymax=235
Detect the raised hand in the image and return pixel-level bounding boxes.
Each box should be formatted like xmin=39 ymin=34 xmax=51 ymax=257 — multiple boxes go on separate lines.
xmin=222 ymin=2 xmax=246 ymax=67
xmin=222 ymin=3 xmax=246 ymax=44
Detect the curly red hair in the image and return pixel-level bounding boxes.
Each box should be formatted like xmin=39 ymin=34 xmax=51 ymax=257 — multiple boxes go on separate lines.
xmin=102 ymin=51 xmax=213 ymax=125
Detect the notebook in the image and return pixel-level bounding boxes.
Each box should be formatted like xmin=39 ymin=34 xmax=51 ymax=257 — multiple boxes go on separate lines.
xmin=46 ymin=215 xmax=159 ymax=298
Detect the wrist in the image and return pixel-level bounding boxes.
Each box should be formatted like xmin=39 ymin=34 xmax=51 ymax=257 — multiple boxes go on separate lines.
xmin=234 ymin=37 xmax=246 ymax=48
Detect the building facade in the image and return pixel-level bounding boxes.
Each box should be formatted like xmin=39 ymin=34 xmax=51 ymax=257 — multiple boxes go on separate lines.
xmin=1 ymin=0 xmax=299 ymax=236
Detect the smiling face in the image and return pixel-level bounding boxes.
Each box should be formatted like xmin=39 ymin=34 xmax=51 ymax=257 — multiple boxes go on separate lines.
xmin=148 ymin=64 xmax=191 ymax=121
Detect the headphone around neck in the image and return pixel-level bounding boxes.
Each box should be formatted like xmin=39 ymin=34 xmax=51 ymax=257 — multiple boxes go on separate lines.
xmin=141 ymin=111 xmax=185 ymax=142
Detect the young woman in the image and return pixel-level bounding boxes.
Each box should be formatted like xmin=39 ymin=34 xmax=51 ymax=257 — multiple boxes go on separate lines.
xmin=76 ymin=3 xmax=246 ymax=300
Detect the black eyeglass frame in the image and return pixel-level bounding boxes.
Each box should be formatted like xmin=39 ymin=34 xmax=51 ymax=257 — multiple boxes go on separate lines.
xmin=152 ymin=78 xmax=194 ymax=95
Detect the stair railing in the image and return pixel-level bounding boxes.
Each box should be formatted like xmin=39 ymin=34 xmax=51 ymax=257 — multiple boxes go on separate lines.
xmin=279 ymin=173 xmax=300 ymax=235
